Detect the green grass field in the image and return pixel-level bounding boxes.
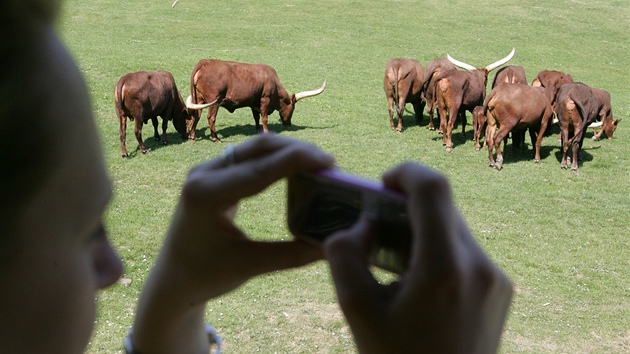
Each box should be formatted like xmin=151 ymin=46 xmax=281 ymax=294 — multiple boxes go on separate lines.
xmin=59 ymin=0 xmax=629 ymax=352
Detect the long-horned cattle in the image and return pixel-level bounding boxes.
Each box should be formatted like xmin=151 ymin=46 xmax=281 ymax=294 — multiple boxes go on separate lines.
xmin=188 ymin=59 xmax=326 ymax=142
xmin=421 ymin=58 xmax=457 ymax=131
xmin=473 ymin=65 xmax=529 ymax=151
xmin=435 ymin=48 xmax=515 ymax=152
xmin=383 ymin=58 xmax=426 ymax=132
xmin=483 ymin=83 xmax=554 ymax=170
xmin=114 ymin=70 xmax=214 ymax=157
xmin=556 ymin=82 xmax=621 ymax=175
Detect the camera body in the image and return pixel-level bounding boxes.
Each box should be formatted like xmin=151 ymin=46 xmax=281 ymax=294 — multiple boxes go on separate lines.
xmin=287 ymin=169 xmax=411 ymax=274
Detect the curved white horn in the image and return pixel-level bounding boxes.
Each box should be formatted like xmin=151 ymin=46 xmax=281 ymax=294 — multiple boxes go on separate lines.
xmin=186 ymin=95 xmax=217 ymax=110
xmin=446 ymin=54 xmax=476 ymax=71
xmin=485 ymin=48 xmax=515 ymax=72
xmin=588 ymin=121 xmax=603 ymax=128
xmin=295 ymin=80 xmax=327 ymax=101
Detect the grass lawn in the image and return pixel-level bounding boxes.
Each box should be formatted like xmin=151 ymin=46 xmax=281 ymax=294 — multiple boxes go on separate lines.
xmin=59 ymin=0 xmax=629 ymax=352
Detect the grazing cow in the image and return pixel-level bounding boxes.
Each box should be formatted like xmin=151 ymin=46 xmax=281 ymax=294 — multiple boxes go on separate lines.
xmin=383 ymin=58 xmax=426 ymax=132
xmin=483 ymin=83 xmax=554 ymax=170
xmin=421 ymin=58 xmax=457 ymax=131
xmin=531 ymin=70 xmax=574 ymax=107
xmin=556 ymin=82 xmax=621 ymax=174
xmin=435 ymin=48 xmax=515 ymax=152
xmin=188 ymin=59 xmax=326 ymax=142
xmin=114 ymin=70 xmax=214 ymax=157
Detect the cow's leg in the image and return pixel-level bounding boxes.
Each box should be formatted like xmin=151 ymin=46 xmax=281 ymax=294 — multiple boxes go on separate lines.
xmin=259 ymin=112 xmax=269 ymax=133
xmin=444 ymin=102 xmax=462 ymax=152
xmin=207 ymin=106 xmax=221 ymax=142
xmin=119 ymin=115 xmax=129 ymax=157
xmin=560 ymin=126 xmax=571 ymax=169
xmin=492 ymin=126 xmax=512 ymax=170
xmin=395 ymin=98 xmax=406 ymax=133
xmin=592 ymin=127 xmax=602 ymax=141
xmin=427 ymin=104 xmax=436 ymax=131
xmin=151 ymin=117 xmax=160 ymax=141
xmin=187 ymin=108 xmax=202 ymax=141
xmin=259 ymin=98 xmax=272 ymax=133
xmin=459 ymin=110 xmax=467 ymax=140
xmin=486 ymin=122 xmax=498 ymax=167
xmin=134 ymin=117 xmax=148 ymax=154
xmin=160 ymin=117 xmax=169 ymax=145
xmin=387 ymin=96 xmax=396 ymax=130
xmin=571 ymin=136 xmax=582 ymax=174
xmin=436 ymin=94 xmax=448 ymax=137
xmin=570 ymin=124 xmax=585 ymax=174
xmin=526 ymin=128 xmax=536 ymax=155
xmin=437 ymin=106 xmax=447 ymax=137
xmin=412 ymin=101 xmax=426 ymax=126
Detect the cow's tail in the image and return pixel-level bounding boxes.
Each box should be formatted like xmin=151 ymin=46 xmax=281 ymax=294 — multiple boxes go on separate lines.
xmin=190 ymin=63 xmax=201 ymax=105
xmin=386 ymin=66 xmax=401 ymax=117
xmin=114 ymin=80 xmax=127 ymax=121
xmin=394 ymin=68 xmax=403 ymax=117
xmin=188 ymin=62 xmax=205 ymax=120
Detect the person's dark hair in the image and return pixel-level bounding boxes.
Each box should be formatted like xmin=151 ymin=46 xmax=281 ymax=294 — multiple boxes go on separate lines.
xmin=0 ymin=0 xmax=62 ymax=29
xmin=0 ymin=0 xmax=62 ymax=272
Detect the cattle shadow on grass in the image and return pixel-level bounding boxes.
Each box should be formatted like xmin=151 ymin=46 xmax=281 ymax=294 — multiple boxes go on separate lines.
xmin=553 ymin=146 xmax=595 ymax=165
xmin=194 ymin=121 xmax=309 ymax=141
xmin=125 ymin=132 xmax=190 ymax=157
xmin=401 ymin=108 xmax=437 ymax=130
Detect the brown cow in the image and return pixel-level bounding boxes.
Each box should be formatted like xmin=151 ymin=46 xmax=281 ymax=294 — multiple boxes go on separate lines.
xmin=473 ymin=65 xmax=529 ymax=151
xmin=483 ymin=83 xmax=554 ymax=170
xmin=188 ymin=59 xmax=326 ymax=142
xmin=114 ymin=70 xmax=214 ymax=157
xmin=421 ymin=58 xmax=457 ymax=131
xmin=556 ymin=82 xmax=621 ymax=174
xmin=383 ymin=58 xmax=426 ymax=132
xmin=435 ymin=48 xmax=515 ymax=152
xmin=531 ymin=70 xmax=574 ymax=107
xmin=473 ymin=104 xmax=521 ymax=153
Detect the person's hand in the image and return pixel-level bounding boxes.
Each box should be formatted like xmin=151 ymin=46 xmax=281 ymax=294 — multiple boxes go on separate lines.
xmin=324 ymin=162 xmax=513 ymax=354
xmin=132 ymin=134 xmax=335 ymax=353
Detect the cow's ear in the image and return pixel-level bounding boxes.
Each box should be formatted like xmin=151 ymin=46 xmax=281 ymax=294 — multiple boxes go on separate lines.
xmin=614 ymin=118 xmax=621 ymax=125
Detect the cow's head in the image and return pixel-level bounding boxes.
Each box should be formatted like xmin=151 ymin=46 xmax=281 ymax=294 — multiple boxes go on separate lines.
xmin=595 ymin=118 xmax=622 ymax=140
xmin=279 ymin=80 xmax=327 ymax=127
xmin=172 ymin=107 xmax=190 ymax=140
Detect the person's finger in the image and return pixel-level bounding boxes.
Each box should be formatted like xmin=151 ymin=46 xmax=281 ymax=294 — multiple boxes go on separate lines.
xmin=183 ymin=138 xmax=335 ymax=208
xmin=233 ymin=239 xmax=324 ymax=278
xmin=323 ymin=219 xmax=387 ymax=337
xmin=382 ymin=163 xmax=462 ymax=280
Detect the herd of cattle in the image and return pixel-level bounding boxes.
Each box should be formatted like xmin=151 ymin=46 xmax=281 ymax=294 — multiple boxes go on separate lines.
xmin=114 ymin=49 xmax=620 ymax=175
xmin=383 ymin=48 xmax=621 ymax=174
